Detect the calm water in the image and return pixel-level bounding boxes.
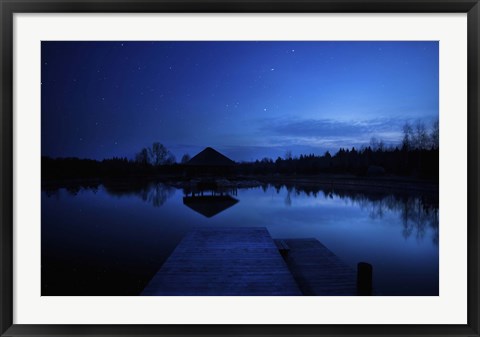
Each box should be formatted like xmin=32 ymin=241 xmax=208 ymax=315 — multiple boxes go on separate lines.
xmin=42 ymin=181 xmax=439 ymax=296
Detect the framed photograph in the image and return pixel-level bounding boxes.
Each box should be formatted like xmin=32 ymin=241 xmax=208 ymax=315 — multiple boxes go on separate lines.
xmin=1 ymin=0 xmax=479 ymax=336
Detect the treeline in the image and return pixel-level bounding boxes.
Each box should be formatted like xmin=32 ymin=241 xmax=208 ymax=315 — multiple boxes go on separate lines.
xmin=41 ymin=156 xmax=181 ymax=181
xmin=42 ymin=146 xmax=438 ymax=182
xmin=236 ymin=147 xmax=438 ymax=180
xmin=42 ymin=143 xmax=185 ymax=181
xmin=42 ymin=120 xmax=439 ymax=182
xmin=238 ymin=120 xmax=439 ymax=180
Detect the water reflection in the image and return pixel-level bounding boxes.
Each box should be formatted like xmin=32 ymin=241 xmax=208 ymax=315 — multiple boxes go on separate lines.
xmin=103 ymin=182 xmax=176 ymax=207
xmin=342 ymin=193 xmax=438 ymax=245
xmin=183 ymin=195 xmax=239 ymax=218
xmin=43 ymin=180 xmax=438 ymax=244
xmin=287 ymin=184 xmax=439 ymax=245
xmin=181 ymin=183 xmax=240 ymax=218
xmin=41 ymin=180 xmax=438 ymax=295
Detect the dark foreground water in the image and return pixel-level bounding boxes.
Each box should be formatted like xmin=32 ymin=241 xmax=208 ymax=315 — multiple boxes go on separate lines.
xmin=42 ymin=181 xmax=439 ymax=296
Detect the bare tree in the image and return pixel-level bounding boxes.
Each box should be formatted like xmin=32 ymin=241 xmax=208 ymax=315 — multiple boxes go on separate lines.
xmin=414 ymin=121 xmax=429 ymax=150
xmin=430 ymin=119 xmax=439 ymax=149
xmin=148 ymin=142 xmax=168 ymax=166
xmin=402 ymin=122 xmax=414 ymax=150
xmin=181 ymin=154 xmax=191 ymax=164
xmin=370 ymin=137 xmax=385 ymax=151
xmin=135 ymin=142 xmax=176 ymax=166
xmin=135 ymin=147 xmax=149 ymax=165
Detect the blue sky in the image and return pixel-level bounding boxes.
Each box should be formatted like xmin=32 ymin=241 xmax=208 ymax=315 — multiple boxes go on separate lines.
xmin=41 ymin=41 xmax=438 ymax=162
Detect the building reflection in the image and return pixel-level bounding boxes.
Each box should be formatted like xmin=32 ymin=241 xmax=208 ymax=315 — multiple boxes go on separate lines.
xmin=182 ymin=184 xmax=239 ymax=218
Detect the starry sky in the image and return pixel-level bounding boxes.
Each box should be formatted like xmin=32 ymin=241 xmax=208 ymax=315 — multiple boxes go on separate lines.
xmin=41 ymin=41 xmax=438 ymax=162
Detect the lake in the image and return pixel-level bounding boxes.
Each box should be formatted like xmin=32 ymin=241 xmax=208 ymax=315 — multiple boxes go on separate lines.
xmin=42 ymin=180 xmax=439 ymax=296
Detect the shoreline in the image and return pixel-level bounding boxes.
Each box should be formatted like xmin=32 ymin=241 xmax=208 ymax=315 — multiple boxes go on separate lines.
xmin=250 ymin=174 xmax=438 ymax=194
xmin=42 ymin=173 xmax=438 ymax=195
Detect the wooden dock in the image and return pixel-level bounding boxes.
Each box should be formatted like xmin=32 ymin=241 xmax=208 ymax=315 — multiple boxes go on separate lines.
xmin=142 ymin=227 xmax=302 ymax=296
xmin=275 ymin=238 xmax=357 ymax=295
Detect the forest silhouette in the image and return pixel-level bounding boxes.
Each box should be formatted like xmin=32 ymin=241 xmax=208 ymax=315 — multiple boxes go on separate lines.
xmin=42 ymin=121 xmax=439 ymax=182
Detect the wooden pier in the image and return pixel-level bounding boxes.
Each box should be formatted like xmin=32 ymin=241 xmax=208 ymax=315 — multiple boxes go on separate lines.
xmin=142 ymin=227 xmax=358 ymax=296
xmin=142 ymin=227 xmax=302 ymax=296
xmin=275 ymin=238 xmax=357 ymax=295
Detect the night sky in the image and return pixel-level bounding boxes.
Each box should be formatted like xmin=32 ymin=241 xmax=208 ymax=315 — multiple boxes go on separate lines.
xmin=41 ymin=41 xmax=438 ymax=162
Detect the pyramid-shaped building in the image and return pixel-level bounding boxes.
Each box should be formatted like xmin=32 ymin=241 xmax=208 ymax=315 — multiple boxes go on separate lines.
xmin=185 ymin=147 xmax=235 ymax=176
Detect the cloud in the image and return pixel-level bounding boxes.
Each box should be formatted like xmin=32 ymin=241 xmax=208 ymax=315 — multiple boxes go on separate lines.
xmin=260 ymin=117 xmax=406 ymax=140
xmin=250 ymin=116 xmax=427 ymax=152
xmin=169 ymin=115 xmax=436 ymax=162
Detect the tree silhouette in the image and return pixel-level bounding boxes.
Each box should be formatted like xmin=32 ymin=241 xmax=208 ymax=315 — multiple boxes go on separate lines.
xmin=42 ymin=120 xmax=439 ymax=182
xmin=149 ymin=142 xmax=169 ymax=166
xmin=413 ymin=121 xmax=429 ymax=150
xmin=402 ymin=120 xmax=438 ymax=151
xmin=430 ymin=120 xmax=439 ymax=149
xmin=135 ymin=142 xmax=176 ymax=166
xmin=181 ymin=154 xmax=191 ymax=164
xmin=135 ymin=148 xmax=149 ymax=166
xmin=402 ymin=122 xmax=414 ymax=151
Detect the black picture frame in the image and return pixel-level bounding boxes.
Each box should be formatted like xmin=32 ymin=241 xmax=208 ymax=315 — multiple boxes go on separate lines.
xmin=1 ymin=0 xmax=479 ymax=336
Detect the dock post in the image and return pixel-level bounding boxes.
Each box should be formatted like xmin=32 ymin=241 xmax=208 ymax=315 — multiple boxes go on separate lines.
xmin=357 ymin=262 xmax=373 ymax=296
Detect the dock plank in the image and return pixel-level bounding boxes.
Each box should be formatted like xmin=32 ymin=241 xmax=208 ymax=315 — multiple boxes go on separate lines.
xmin=276 ymin=238 xmax=357 ymax=296
xmin=142 ymin=227 xmax=302 ymax=296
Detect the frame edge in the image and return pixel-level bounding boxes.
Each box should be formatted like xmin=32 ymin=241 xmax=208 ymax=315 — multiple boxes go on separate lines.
xmin=1 ymin=0 xmax=479 ymax=336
